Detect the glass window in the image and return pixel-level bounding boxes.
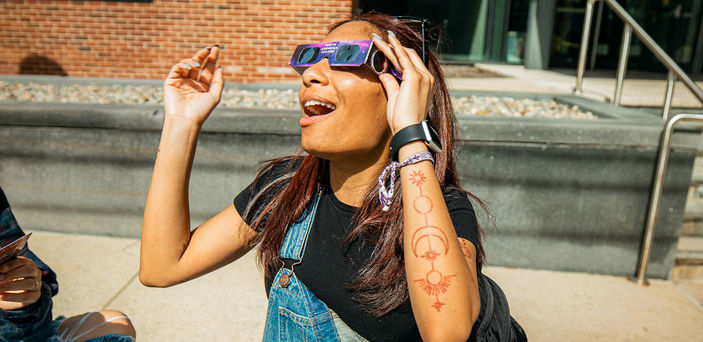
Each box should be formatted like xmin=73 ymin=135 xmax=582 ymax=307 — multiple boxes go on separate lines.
xmin=357 ymin=0 xmax=529 ymax=64
xmin=550 ymin=0 xmax=703 ymax=72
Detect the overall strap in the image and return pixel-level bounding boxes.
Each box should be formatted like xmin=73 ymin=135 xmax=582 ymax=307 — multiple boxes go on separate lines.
xmin=279 ymin=190 xmax=322 ymax=261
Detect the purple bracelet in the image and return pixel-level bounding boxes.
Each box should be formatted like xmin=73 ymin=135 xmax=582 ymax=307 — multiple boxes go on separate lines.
xmin=378 ymin=151 xmax=434 ymax=211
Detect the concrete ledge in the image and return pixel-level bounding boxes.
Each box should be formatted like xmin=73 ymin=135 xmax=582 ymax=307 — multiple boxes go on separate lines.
xmin=0 ymin=74 xmax=298 ymax=90
xmin=2 ymin=100 xmax=698 ymax=149
xmin=459 ymin=116 xmax=696 ymax=148
xmin=0 ymin=99 xmax=697 ymax=279
xmin=0 ymin=100 xmax=301 ymax=135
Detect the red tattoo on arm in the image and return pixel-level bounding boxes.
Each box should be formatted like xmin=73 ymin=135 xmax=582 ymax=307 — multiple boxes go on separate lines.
xmin=459 ymin=238 xmax=472 ymax=260
xmin=409 ymin=170 xmax=455 ymax=312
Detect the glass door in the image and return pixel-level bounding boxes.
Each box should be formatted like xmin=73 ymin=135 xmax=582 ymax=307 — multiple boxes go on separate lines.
xmin=357 ymin=0 xmax=529 ymax=64
xmin=550 ymin=0 xmax=590 ymax=68
xmin=550 ymin=0 xmax=703 ymax=73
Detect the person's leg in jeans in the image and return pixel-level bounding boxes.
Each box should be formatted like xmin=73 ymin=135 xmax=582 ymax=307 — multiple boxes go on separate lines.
xmin=57 ymin=310 xmax=136 ymax=342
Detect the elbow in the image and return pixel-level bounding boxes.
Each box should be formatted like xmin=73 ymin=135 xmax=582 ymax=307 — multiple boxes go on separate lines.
xmin=421 ymin=328 xmax=472 ymax=342
xmin=420 ymin=309 xmax=478 ymax=342
xmin=138 ymin=267 xmax=174 ymax=288
xmin=470 ymin=298 xmax=481 ymax=326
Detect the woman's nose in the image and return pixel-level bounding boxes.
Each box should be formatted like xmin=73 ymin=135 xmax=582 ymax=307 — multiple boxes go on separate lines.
xmin=302 ymin=58 xmax=330 ymax=86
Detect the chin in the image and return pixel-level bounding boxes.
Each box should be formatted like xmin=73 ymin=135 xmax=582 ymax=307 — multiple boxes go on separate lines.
xmin=300 ymin=123 xmax=390 ymax=161
xmin=301 ymin=141 xmax=336 ymax=161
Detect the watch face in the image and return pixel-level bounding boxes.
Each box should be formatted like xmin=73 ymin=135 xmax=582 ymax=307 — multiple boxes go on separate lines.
xmin=421 ymin=120 xmax=442 ymax=153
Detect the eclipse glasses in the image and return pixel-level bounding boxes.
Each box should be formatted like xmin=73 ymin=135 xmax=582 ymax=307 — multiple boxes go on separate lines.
xmin=289 ymin=40 xmax=402 ymax=80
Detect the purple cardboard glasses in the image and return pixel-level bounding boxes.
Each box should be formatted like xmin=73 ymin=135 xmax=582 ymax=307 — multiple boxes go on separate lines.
xmin=289 ymin=40 xmax=402 ymax=80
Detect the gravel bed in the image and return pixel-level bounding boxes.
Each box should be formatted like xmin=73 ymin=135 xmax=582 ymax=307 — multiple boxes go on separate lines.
xmin=0 ymin=81 xmax=597 ymax=120
xmin=453 ymin=95 xmax=597 ymax=120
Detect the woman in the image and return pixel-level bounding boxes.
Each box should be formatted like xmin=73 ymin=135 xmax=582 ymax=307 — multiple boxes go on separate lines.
xmin=0 ymin=186 xmax=136 ymax=342
xmin=140 ymin=13 xmax=511 ymax=341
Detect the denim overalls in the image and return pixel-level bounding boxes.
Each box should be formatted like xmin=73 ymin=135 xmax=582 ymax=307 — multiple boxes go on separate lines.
xmin=262 ymin=191 xmax=368 ymax=342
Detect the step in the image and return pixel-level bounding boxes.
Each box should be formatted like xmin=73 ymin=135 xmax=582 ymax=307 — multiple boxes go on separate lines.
xmin=683 ymin=185 xmax=703 ymax=237
xmin=690 ymin=155 xmax=703 ymax=185
xmin=680 ymin=220 xmax=703 ymax=237
xmin=672 ymin=237 xmax=703 ymax=280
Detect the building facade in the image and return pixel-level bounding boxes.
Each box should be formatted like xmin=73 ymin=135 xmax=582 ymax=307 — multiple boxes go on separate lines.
xmin=0 ymin=0 xmax=350 ymax=82
xmin=2 ymin=0 xmax=701 ymax=82
xmin=359 ymin=0 xmax=703 ymax=73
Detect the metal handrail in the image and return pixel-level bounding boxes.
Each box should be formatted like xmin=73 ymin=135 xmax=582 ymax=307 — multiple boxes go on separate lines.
xmin=572 ymin=1 xmax=703 ymax=285
xmin=574 ymin=0 xmax=703 ymax=119
xmin=635 ymin=113 xmax=703 ymax=286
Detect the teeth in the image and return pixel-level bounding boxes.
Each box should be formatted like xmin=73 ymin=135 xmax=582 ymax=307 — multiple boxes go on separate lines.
xmin=303 ymin=100 xmax=336 ymax=110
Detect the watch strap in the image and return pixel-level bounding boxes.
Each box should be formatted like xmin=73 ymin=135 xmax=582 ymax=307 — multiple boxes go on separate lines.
xmin=389 ymin=120 xmax=441 ymax=162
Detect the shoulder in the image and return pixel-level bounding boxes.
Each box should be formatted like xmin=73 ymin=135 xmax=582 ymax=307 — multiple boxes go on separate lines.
xmin=234 ymin=156 xmax=302 ymax=226
xmin=244 ymin=156 xmax=302 ymax=198
xmin=442 ymin=187 xmax=476 ymax=215
xmin=442 ymin=187 xmax=480 ymax=246
xmin=254 ymin=156 xmax=302 ymax=188
xmin=0 ymin=187 xmax=9 ymax=212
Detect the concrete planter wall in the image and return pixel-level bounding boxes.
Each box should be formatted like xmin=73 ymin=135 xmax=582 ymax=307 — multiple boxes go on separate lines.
xmin=0 ymin=93 xmax=697 ymax=279
xmin=454 ymin=95 xmax=698 ymax=279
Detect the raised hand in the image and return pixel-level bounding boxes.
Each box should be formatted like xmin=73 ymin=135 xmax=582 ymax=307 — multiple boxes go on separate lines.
xmin=372 ymin=31 xmax=434 ymax=134
xmin=0 ymin=256 xmax=43 ymax=311
xmin=164 ymin=46 xmax=225 ymax=126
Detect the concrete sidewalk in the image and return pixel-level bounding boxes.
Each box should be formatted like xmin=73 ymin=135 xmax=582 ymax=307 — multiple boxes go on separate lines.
xmin=26 ymin=230 xmax=703 ymax=342
xmin=449 ymin=64 xmax=703 ymax=109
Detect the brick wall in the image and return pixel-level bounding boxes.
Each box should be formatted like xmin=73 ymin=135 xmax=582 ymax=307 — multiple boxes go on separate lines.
xmin=0 ymin=0 xmax=352 ymax=82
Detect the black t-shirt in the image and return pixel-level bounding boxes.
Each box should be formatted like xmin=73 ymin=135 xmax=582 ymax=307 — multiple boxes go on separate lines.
xmin=234 ymin=161 xmax=480 ymax=341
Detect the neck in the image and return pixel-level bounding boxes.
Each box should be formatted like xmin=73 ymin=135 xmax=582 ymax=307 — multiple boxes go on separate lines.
xmin=328 ymin=150 xmax=389 ymax=208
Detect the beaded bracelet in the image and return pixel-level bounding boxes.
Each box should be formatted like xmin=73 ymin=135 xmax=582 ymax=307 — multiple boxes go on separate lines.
xmin=378 ymin=151 xmax=434 ymax=211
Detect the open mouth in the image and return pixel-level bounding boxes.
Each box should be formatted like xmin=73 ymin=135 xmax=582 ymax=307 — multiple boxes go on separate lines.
xmin=303 ymin=100 xmax=336 ymax=116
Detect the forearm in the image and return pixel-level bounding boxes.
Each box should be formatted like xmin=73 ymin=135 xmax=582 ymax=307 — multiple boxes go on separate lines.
xmin=399 ymin=142 xmax=479 ymax=341
xmin=140 ymin=117 xmax=202 ymax=284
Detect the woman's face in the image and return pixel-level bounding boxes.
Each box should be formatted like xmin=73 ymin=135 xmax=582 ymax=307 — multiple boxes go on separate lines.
xmin=298 ymin=21 xmax=391 ymax=162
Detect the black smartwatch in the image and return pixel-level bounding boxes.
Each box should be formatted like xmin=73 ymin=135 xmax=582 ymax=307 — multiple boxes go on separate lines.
xmin=389 ymin=120 xmax=442 ymax=162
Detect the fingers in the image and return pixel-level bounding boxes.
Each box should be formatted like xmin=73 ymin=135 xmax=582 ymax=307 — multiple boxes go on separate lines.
xmin=372 ymin=35 xmax=402 ymax=97
xmin=189 ymin=47 xmax=213 ymax=79
xmin=373 ymin=31 xmax=435 ymax=130
xmin=372 ymin=35 xmax=402 ymax=74
xmin=167 ymin=59 xmax=198 ymax=81
xmin=378 ymin=73 xmax=400 ymax=96
xmin=386 ymin=31 xmax=415 ymax=77
xmin=0 ymin=288 xmax=41 ymax=304
xmin=382 ymin=32 xmax=433 ymax=92
xmin=0 ymin=256 xmax=41 ymax=307
xmin=0 ymin=264 xmax=41 ymax=284
xmin=0 ymin=256 xmax=39 ymax=276
xmin=198 ymin=46 xmax=220 ymax=84
xmin=0 ymin=258 xmax=42 ymax=311
xmin=166 ymin=46 xmax=222 ymax=89
xmin=374 ymin=32 xmax=433 ymax=84
xmin=208 ymin=66 xmax=225 ymax=101
xmin=403 ymin=47 xmax=435 ymax=111
xmin=404 ymin=47 xmax=430 ymax=79
xmin=0 ymin=277 xmax=40 ymax=292
xmin=0 ymin=257 xmax=42 ymax=294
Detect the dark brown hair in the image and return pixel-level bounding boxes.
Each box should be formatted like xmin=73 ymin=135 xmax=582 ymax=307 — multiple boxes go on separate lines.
xmin=246 ymin=13 xmax=486 ymax=317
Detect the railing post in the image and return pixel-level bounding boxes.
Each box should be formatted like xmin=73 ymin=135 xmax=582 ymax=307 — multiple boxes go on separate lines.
xmin=662 ymin=71 xmax=676 ymax=120
xmin=574 ymin=0 xmax=596 ymax=95
xmin=613 ymin=23 xmax=632 ymax=105
xmin=589 ymin=0 xmax=604 ymax=70
xmin=603 ymin=0 xmax=703 ymax=106
xmin=633 ymin=114 xmax=703 ymax=286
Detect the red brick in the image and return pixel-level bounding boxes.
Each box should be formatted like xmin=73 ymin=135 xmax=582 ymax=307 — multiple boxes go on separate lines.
xmin=0 ymin=0 xmax=350 ymax=81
